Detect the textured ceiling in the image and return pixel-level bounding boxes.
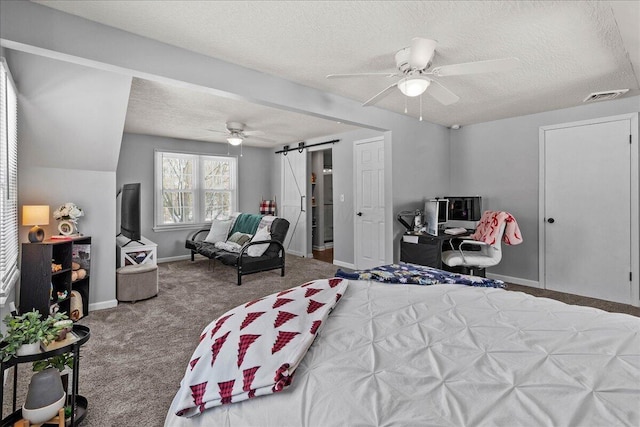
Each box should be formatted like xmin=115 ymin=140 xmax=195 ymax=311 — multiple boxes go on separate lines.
xmin=33 ymin=0 xmax=640 ymax=146
xmin=126 ymin=78 xmax=357 ymax=147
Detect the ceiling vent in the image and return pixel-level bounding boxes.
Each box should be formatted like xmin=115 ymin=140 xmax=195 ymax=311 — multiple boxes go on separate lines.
xmin=583 ymin=89 xmax=629 ymax=103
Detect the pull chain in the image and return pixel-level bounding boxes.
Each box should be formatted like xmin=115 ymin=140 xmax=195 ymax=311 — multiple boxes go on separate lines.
xmin=419 ymin=93 xmax=423 ymax=121
xmin=404 ymin=93 xmax=408 ymax=114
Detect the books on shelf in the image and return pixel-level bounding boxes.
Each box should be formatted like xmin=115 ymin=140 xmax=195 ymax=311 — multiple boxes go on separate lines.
xmin=49 ymin=235 xmax=72 ymax=240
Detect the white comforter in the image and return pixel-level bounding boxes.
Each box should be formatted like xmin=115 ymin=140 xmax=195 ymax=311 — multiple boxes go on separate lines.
xmin=166 ymin=281 xmax=640 ymax=427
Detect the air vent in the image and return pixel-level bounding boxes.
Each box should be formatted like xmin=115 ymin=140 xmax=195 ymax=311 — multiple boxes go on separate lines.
xmin=583 ymin=89 xmax=629 ymax=103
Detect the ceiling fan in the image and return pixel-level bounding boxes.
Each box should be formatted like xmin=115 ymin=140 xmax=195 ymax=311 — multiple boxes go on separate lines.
xmin=327 ymin=38 xmax=520 ymax=108
xmin=204 ymin=121 xmax=271 ymax=146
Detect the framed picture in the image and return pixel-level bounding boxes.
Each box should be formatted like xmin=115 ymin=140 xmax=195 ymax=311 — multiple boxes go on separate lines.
xmin=58 ymin=220 xmax=75 ymax=236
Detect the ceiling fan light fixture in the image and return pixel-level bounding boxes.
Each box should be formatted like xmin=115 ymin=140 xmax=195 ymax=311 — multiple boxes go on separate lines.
xmin=398 ymin=78 xmax=430 ymax=97
xmin=227 ymin=135 xmax=243 ymax=146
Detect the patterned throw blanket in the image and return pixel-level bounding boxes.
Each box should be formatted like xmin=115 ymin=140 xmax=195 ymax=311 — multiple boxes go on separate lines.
xmin=336 ymin=263 xmax=505 ymax=288
xmin=174 ymin=278 xmax=349 ymax=417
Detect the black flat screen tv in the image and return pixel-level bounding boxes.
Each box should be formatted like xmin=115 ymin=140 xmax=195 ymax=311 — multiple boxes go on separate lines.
xmin=120 ymin=183 xmax=141 ymax=241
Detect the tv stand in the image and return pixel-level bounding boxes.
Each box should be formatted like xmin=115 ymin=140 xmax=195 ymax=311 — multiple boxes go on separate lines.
xmin=116 ymin=235 xmax=157 ymax=267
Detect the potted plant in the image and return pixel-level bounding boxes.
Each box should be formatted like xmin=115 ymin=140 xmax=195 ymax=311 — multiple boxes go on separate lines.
xmin=33 ymin=352 xmax=75 ymax=392
xmin=32 ymin=353 xmax=74 ymax=373
xmin=0 ymin=311 xmax=69 ymax=361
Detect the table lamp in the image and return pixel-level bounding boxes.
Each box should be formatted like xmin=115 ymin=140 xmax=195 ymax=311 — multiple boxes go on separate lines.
xmin=23 ymin=205 xmax=50 ymax=243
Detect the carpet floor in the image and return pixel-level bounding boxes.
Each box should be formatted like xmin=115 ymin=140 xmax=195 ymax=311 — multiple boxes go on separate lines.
xmin=3 ymin=256 xmax=638 ymax=426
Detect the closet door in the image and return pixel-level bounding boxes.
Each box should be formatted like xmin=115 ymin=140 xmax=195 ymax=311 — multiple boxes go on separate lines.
xmin=281 ymin=151 xmax=308 ymax=257
xmin=355 ymin=137 xmax=386 ymax=269
xmin=541 ymin=115 xmax=635 ymax=304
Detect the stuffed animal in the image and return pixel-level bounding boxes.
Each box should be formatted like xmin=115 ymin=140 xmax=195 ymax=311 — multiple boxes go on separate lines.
xmin=71 ymin=269 xmax=86 ymax=282
xmin=70 ymin=291 xmax=83 ymax=321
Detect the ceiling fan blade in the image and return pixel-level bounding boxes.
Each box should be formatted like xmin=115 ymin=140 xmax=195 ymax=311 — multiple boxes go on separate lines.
xmin=245 ymin=134 xmax=276 ymax=143
xmin=327 ymin=72 xmax=398 ymax=79
xmin=431 ymin=57 xmax=520 ymax=77
xmin=409 ymin=38 xmax=437 ymax=69
xmin=243 ymin=130 xmax=264 ymax=136
xmin=205 ymin=128 xmax=228 ymax=134
xmin=362 ymin=82 xmax=399 ymax=106
xmin=426 ymin=80 xmax=460 ymax=106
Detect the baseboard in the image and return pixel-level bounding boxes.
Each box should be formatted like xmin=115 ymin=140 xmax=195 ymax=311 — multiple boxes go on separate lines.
xmin=333 ymin=260 xmax=355 ymax=270
xmin=89 ymin=299 xmax=118 ymax=311
xmin=486 ymin=273 xmax=541 ymax=289
xmin=158 ymin=255 xmax=191 ymax=263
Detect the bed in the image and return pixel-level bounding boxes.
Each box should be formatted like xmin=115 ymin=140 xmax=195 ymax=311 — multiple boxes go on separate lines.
xmin=165 ymin=270 xmax=640 ymax=427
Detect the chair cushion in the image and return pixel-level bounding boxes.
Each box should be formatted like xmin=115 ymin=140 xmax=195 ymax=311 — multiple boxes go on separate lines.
xmin=442 ymin=250 xmax=499 ymax=268
xmin=264 ymin=218 xmax=289 ymax=258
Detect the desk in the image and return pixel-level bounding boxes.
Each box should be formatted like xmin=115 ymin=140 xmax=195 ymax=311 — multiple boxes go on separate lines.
xmin=400 ymin=231 xmax=470 ymax=269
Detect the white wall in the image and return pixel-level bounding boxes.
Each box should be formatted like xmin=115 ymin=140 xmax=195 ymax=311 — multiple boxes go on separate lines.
xmin=117 ymin=133 xmax=274 ymax=259
xmin=450 ymin=95 xmax=640 ymax=282
xmin=8 ymin=50 xmax=131 ymax=310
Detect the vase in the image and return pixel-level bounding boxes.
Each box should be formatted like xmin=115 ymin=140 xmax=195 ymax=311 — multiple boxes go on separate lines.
xmin=57 ymin=220 xmax=77 ymax=236
xmin=16 ymin=342 xmax=41 ymax=357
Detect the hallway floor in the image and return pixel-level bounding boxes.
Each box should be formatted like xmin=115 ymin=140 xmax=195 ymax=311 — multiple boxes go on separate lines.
xmin=312 ymin=248 xmax=333 ymax=264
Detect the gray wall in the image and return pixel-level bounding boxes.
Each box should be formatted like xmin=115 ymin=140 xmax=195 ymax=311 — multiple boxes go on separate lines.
xmin=450 ymin=95 xmax=640 ymax=282
xmin=117 ymin=133 xmax=274 ymax=259
xmin=7 ymin=50 xmax=131 ymax=309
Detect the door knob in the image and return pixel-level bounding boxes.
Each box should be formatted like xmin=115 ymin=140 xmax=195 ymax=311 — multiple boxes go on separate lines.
xmin=356 ymin=212 xmax=363 ymax=216
xmin=547 ymin=218 xmax=555 ymax=224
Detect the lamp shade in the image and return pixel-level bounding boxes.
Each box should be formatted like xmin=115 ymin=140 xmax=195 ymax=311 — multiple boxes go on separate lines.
xmin=398 ymin=78 xmax=430 ymax=97
xmin=22 ymin=205 xmax=49 ymax=243
xmin=22 ymin=205 xmax=50 ymax=226
xmin=227 ymin=136 xmax=243 ymax=146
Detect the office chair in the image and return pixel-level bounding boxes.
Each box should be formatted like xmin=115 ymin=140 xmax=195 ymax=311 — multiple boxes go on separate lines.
xmin=442 ymin=211 xmax=522 ymax=277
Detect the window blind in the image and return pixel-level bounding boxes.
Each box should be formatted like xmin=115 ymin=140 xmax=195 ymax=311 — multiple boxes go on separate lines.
xmin=0 ymin=58 xmax=19 ymax=304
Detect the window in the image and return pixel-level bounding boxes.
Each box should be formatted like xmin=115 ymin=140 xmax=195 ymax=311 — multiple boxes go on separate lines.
xmin=0 ymin=58 xmax=19 ymax=305
xmin=154 ymin=151 xmax=237 ymax=230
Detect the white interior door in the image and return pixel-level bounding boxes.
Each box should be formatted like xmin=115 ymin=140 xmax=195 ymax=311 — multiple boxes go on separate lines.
xmin=281 ymin=152 xmax=307 ymax=257
xmin=355 ymin=137 xmax=385 ymax=269
xmin=542 ymin=118 xmax=632 ymax=304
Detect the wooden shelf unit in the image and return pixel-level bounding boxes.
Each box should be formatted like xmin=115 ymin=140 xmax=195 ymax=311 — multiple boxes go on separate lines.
xmin=19 ymin=236 xmax=91 ymax=319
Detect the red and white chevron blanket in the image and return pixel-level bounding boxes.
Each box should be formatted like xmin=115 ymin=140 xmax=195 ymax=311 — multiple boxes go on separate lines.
xmin=174 ymin=278 xmax=348 ymax=417
xmin=470 ymin=211 xmax=523 ymax=246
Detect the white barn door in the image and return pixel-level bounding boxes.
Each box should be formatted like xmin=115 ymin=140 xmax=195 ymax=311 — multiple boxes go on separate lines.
xmin=281 ymin=151 xmax=308 ymax=257
xmin=355 ymin=137 xmax=386 ymax=269
xmin=540 ymin=114 xmax=638 ymax=305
